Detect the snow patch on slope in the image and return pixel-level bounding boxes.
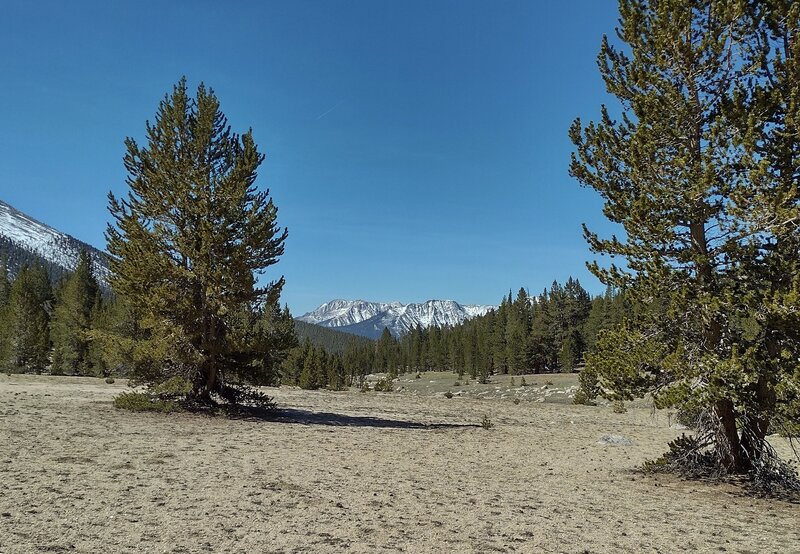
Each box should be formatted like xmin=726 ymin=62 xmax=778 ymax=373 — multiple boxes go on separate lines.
xmin=298 ymin=299 xmax=496 ymax=339
xmin=0 ymin=200 xmax=110 ymax=283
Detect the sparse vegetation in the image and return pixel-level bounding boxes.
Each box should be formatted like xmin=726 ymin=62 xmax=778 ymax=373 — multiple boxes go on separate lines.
xmin=113 ymin=391 xmax=183 ymax=414
xmin=373 ymin=378 xmax=393 ymax=392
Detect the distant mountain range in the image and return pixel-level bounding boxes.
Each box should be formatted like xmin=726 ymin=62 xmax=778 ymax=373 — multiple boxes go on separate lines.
xmin=0 ymin=200 xmax=494 ymax=340
xmin=0 ymin=200 xmax=110 ymax=284
xmin=297 ymin=299 xmax=496 ymax=339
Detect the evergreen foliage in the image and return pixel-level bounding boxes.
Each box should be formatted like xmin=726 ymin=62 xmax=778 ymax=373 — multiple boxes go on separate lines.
xmin=294 ymin=319 xmax=373 ymax=353
xmin=570 ymin=0 xmax=800 ymax=480
xmin=105 ymin=78 xmax=289 ymax=405
xmin=5 ymin=265 xmax=52 ymax=370
xmin=279 ymin=278 xmax=618 ymax=390
xmin=0 ymin=259 xmax=11 ymax=365
xmin=50 ymin=251 xmax=100 ymax=374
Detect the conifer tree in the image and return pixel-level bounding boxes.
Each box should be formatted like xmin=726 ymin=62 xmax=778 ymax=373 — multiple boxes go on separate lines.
xmin=0 ymin=258 xmax=10 ymax=308
xmin=570 ymin=1 xmax=799 ymax=476
xmin=299 ymin=346 xmax=321 ymax=390
xmin=106 ymin=78 xmax=288 ymax=404
xmin=51 ymin=251 xmax=99 ymax=374
xmin=7 ymin=265 xmax=52 ymax=370
xmin=0 ymin=260 xmax=11 ymax=365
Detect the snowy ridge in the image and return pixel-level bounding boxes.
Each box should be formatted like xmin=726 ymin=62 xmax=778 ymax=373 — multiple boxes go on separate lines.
xmin=0 ymin=200 xmax=110 ymax=283
xmin=298 ymin=299 xmax=496 ymax=339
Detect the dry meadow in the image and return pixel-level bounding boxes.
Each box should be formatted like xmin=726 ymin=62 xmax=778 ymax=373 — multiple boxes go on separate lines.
xmin=1 ymin=373 xmax=798 ymax=553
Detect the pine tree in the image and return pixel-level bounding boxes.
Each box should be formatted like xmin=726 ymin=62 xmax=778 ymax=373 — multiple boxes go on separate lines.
xmin=570 ymin=1 xmax=799 ymax=476
xmin=0 ymin=257 xmax=10 ymax=308
xmin=106 ymin=78 xmax=288 ymax=404
xmin=51 ymin=251 xmax=99 ymax=375
xmin=299 ymin=346 xmax=321 ymax=390
xmin=0 ymin=259 xmax=11 ymax=365
xmin=7 ymin=265 xmax=52 ymax=370
xmin=528 ymin=290 xmax=553 ymax=372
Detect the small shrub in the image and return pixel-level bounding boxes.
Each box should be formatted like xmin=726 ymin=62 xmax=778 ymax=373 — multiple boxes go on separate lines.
xmin=444 ymin=390 xmax=454 ymax=399
xmin=415 ymin=373 xmax=421 ymax=379
xmin=573 ymin=388 xmax=597 ymax=406
xmin=481 ymin=414 xmax=494 ymax=430
xmin=575 ymin=365 xmax=599 ymax=405
xmin=113 ymin=391 xmax=182 ymax=413
xmin=150 ymin=376 xmax=192 ymax=399
xmin=454 ymin=381 xmax=461 ymax=387
xmin=360 ymin=381 xmax=371 ymax=393
xmin=105 ymin=377 xmax=116 ymax=384
xmin=612 ymin=400 xmax=627 ymax=413
xmin=510 ymin=376 xmax=516 ymax=386
xmin=513 ymin=398 xmax=521 ymax=405
xmin=373 ymin=378 xmax=393 ymax=392
xmin=520 ymin=377 xmax=527 ymax=387
xmin=546 ymin=380 xmax=554 ymax=386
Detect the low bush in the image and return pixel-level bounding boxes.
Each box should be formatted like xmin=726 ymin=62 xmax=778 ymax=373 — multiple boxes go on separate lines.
xmin=113 ymin=391 xmax=183 ymax=413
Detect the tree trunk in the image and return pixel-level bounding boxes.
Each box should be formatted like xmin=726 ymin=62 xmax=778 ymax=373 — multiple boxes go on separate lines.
xmin=203 ymin=317 xmax=219 ymax=397
xmin=738 ymin=336 xmax=779 ymax=468
xmin=715 ymin=398 xmax=749 ymax=473
xmin=690 ymin=219 xmax=750 ymax=473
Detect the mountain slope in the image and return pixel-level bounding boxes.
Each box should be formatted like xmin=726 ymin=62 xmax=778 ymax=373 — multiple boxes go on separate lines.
xmin=298 ymin=299 xmax=495 ymax=339
xmin=294 ymin=319 xmax=374 ymax=353
xmin=0 ymin=200 xmax=110 ymax=284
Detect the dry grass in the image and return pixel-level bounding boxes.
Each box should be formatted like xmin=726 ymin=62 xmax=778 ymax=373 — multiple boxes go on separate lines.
xmin=1 ymin=373 xmax=798 ymax=553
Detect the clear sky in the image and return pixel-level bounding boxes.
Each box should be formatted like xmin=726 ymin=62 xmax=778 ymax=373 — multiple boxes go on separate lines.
xmin=1 ymin=0 xmax=621 ymax=315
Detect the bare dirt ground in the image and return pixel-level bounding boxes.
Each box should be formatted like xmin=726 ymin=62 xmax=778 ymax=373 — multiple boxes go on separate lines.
xmin=1 ymin=373 xmax=798 ymax=553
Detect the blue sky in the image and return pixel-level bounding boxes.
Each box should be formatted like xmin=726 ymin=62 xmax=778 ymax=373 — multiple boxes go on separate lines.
xmin=0 ymin=0 xmax=621 ymax=314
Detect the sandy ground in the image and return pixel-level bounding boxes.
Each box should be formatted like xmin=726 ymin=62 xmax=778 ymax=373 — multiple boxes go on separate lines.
xmin=0 ymin=374 xmax=798 ymax=554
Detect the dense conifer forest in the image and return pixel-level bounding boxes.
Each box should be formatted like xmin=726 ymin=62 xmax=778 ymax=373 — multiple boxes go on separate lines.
xmin=0 ymin=251 xmax=628 ymax=391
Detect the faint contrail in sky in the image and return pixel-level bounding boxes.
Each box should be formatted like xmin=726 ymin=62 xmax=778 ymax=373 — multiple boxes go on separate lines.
xmin=315 ymin=100 xmax=344 ymax=120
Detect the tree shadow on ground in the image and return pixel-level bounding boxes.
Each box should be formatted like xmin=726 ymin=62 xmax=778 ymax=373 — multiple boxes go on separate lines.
xmin=227 ymin=406 xmax=479 ymax=429
xmin=274 ymin=408 xmax=480 ymax=429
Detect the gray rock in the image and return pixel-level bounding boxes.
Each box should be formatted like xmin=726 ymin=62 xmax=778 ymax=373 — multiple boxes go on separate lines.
xmin=598 ymin=434 xmax=634 ymax=446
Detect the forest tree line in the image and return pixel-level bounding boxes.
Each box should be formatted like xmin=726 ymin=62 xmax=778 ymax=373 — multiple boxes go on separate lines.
xmin=280 ymin=278 xmax=633 ymax=390
xmin=0 ymin=251 xmax=298 ymax=381
xmin=0 ymin=252 xmax=629 ymax=391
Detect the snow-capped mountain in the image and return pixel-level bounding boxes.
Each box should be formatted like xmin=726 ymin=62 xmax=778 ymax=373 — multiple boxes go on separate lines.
xmin=298 ymin=299 xmax=496 ymax=339
xmin=0 ymin=199 xmax=110 ymax=284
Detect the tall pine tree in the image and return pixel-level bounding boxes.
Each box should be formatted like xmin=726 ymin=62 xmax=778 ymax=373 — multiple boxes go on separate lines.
xmin=107 ymin=78 xmax=288 ymax=404
xmin=571 ymin=1 xmax=799 ymax=476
